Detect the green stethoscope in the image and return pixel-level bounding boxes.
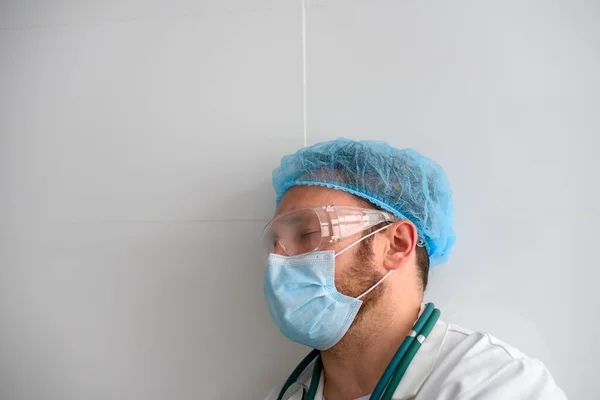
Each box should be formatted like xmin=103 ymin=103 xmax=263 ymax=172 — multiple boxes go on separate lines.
xmin=277 ymin=303 xmax=441 ymax=400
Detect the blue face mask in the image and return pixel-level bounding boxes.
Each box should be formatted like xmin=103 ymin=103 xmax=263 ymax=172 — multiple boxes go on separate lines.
xmin=263 ymin=225 xmax=393 ymax=350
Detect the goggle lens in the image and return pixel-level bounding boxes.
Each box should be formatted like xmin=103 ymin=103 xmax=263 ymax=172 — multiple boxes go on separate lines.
xmin=262 ymin=206 xmax=398 ymax=256
xmin=262 ymin=208 xmax=323 ymax=256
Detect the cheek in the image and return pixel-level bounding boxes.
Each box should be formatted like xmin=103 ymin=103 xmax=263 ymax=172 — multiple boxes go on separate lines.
xmin=332 ymin=252 xmax=360 ymax=295
xmin=332 ymin=244 xmax=378 ymax=297
xmin=370 ymin=251 xmax=385 ymax=272
xmin=332 ymin=255 xmax=350 ymax=291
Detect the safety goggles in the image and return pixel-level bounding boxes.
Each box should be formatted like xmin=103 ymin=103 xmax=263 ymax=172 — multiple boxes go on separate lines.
xmin=261 ymin=205 xmax=398 ymax=256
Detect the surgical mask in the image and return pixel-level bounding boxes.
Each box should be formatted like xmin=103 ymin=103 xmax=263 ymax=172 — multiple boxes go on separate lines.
xmin=264 ymin=224 xmax=393 ymax=350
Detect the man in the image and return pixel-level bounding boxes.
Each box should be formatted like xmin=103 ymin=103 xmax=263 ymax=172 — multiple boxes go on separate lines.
xmin=262 ymin=138 xmax=566 ymax=400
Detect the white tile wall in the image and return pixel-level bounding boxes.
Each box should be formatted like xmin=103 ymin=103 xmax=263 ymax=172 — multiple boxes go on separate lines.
xmin=0 ymin=1 xmax=306 ymax=399
xmin=1 ymin=0 xmax=599 ymax=398
xmin=0 ymin=1 xmax=296 ymax=29
xmin=0 ymin=221 xmax=306 ymax=399
xmin=0 ymin=2 xmax=303 ymax=222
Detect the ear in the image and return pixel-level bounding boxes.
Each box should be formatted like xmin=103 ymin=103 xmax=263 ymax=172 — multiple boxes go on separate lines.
xmin=382 ymin=220 xmax=418 ymax=271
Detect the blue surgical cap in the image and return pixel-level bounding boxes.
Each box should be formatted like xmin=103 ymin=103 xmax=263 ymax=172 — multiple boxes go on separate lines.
xmin=272 ymin=138 xmax=456 ymax=266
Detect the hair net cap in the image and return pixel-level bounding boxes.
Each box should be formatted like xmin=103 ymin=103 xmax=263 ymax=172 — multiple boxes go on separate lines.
xmin=272 ymin=138 xmax=456 ymax=266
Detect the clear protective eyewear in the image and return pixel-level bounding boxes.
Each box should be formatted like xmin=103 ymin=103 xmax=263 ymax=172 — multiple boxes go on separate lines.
xmin=261 ymin=205 xmax=398 ymax=256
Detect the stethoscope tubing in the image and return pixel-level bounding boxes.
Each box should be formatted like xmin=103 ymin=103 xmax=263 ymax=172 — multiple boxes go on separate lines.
xmin=370 ymin=303 xmax=436 ymax=399
xmin=276 ymin=349 xmax=320 ymax=400
xmin=380 ymin=308 xmax=441 ymax=400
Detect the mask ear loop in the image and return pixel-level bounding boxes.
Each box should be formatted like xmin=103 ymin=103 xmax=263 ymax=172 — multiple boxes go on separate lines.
xmin=357 ymin=270 xmax=393 ymax=300
xmin=333 ymin=223 xmax=395 ymax=300
xmin=334 ymin=223 xmax=392 ymax=258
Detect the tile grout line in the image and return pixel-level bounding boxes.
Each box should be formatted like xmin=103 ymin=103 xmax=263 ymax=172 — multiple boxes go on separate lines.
xmin=302 ymin=0 xmax=307 ymax=147
xmin=2 ymin=219 xmax=270 ymax=224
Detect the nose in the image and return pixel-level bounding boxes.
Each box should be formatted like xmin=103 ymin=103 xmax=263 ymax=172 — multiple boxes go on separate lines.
xmin=273 ymin=241 xmax=288 ymax=256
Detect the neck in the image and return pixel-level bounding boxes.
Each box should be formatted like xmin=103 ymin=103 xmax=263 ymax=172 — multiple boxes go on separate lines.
xmin=320 ymin=300 xmax=421 ymax=400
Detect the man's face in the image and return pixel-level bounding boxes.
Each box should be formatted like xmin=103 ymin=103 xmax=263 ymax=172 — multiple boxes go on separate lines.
xmin=273 ymin=186 xmax=390 ymax=316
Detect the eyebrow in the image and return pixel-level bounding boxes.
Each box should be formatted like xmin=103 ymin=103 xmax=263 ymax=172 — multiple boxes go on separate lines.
xmin=285 ymin=215 xmax=309 ymax=225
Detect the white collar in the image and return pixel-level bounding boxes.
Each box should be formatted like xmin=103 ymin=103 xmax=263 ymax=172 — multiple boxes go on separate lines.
xmin=295 ymin=319 xmax=449 ymax=400
xmin=387 ymin=318 xmax=448 ymax=399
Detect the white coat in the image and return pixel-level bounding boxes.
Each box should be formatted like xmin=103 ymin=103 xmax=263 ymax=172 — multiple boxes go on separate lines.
xmin=265 ymin=319 xmax=567 ymax=400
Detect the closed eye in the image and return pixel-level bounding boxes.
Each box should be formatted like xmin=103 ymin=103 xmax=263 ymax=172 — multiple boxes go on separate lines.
xmin=301 ymin=231 xmax=319 ymax=237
